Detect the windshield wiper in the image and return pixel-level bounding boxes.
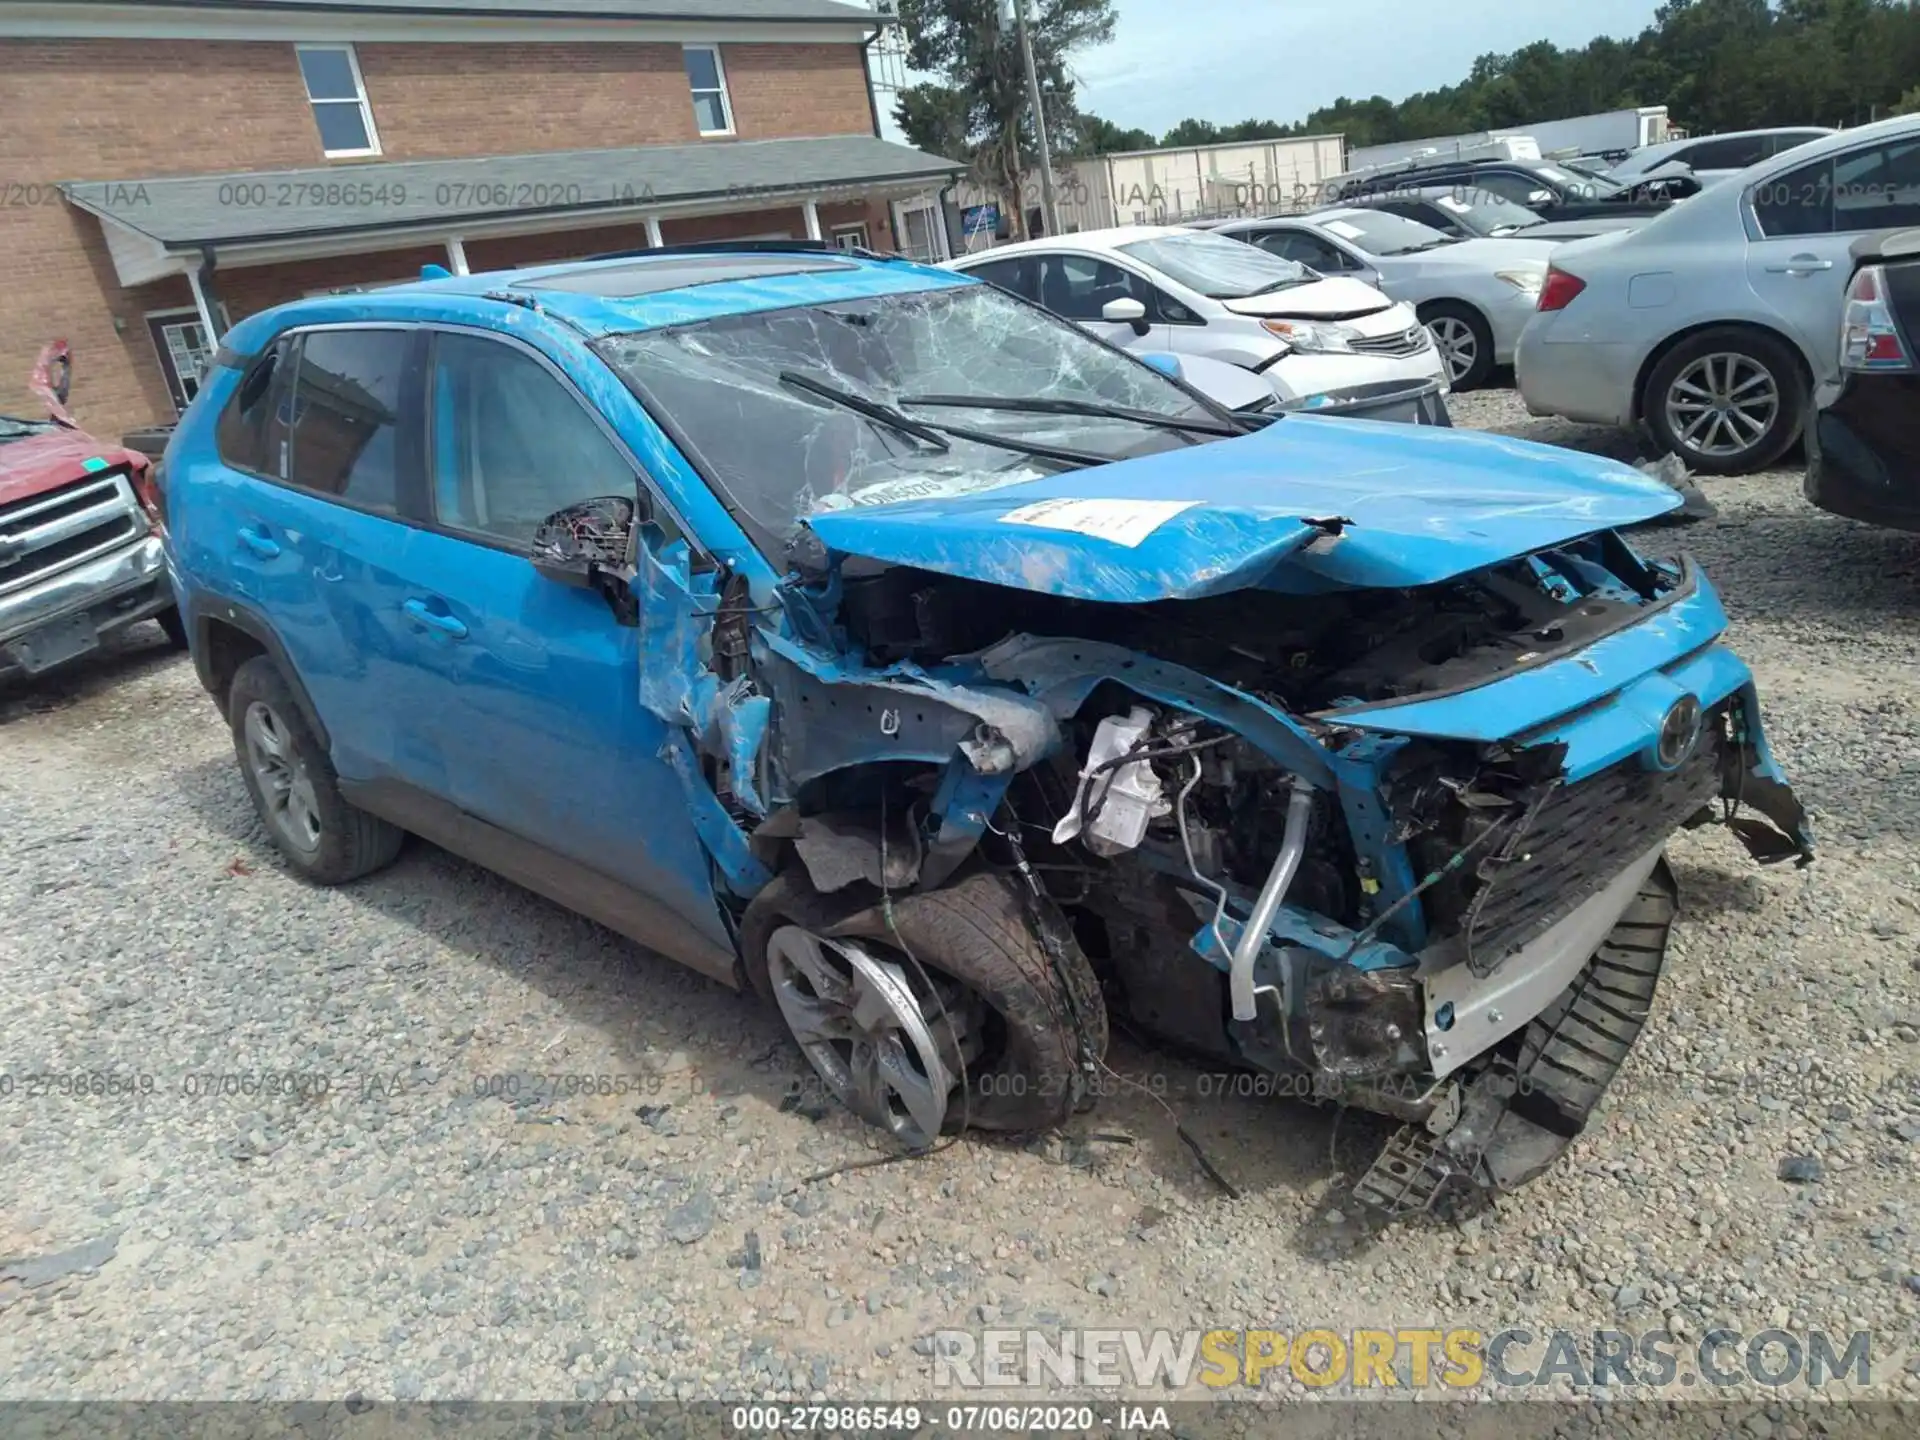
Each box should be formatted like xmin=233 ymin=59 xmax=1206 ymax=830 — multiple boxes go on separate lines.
xmin=1244 ymin=276 xmax=1311 ymax=296
xmin=779 ymin=370 xmax=951 ymax=452
xmin=899 ymin=394 xmax=1246 ymax=438
xmin=782 ymin=371 xmax=1110 ymax=468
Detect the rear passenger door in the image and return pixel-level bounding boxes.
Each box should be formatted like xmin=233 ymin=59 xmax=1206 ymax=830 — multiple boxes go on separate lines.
xmin=210 ymin=324 xmax=433 ymax=789
xmin=396 ymin=326 xmax=729 ymax=950
xmin=1747 ymin=134 xmax=1920 ymax=380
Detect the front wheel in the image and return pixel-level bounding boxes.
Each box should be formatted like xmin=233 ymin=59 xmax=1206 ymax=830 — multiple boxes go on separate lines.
xmin=1643 ymin=328 xmax=1806 ymax=474
xmin=740 ymin=866 xmax=1108 ymax=1146
xmin=1420 ymin=301 xmax=1496 ymax=391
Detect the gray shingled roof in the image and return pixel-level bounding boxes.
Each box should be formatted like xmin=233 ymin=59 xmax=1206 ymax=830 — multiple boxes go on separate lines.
xmin=63 ymin=134 xmax=960 ymax=250
xmin=101 ymin=0 xmax=880 ymax=20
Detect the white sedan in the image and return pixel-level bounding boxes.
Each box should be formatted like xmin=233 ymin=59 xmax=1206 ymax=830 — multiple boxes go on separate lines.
xmin=1518 ymin=114 xmax=1920 ymax=473
xmin=1207 ymin=209 xmax=1555 ymax=389
xmin=945 ymin=225 xmax=1447 ymax=404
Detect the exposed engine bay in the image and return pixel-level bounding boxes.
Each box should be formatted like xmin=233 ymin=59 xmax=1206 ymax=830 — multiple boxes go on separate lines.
xmin=642 ymin=516 xmax=1815 ymax=1222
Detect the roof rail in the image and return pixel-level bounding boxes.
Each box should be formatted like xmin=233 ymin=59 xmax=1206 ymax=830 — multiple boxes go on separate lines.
xmin=579 ymin=238 xmax=900 ymax=263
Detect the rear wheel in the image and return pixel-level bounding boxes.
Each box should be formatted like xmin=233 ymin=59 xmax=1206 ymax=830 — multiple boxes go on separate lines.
xmin=228 ymin=656 xmax=403 ymax=884
xmin=1643 ymin=327 xmax=1805 ymax=474
xmin=740 ymin=866 xmax=1107 ymax=1144
xmin=1420 ymin=301 xmax=1495 ymax=391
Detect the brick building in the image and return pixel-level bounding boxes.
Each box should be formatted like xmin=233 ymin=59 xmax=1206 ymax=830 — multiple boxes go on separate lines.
xmin=0 ymin=0 xmax=959 ymax=440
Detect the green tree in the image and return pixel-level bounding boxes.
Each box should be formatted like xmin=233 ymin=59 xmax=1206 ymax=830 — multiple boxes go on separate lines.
xmin=1071 ymin=112 xmax=1156 ymax=154
xmin=893 ymin=0 xmax=1117 ymax=237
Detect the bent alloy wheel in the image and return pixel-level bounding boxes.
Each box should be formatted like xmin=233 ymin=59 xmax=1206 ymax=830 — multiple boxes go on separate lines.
xmin=740 ymin=866 xmax=1108 ymax=1139
xmin=1644 ymin=327 xmax=1806 ymax=475
xmin=764 ymin=925 xmax=981 ymax=1147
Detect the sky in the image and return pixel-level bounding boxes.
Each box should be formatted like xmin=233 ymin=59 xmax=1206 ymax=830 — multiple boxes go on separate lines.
xmin=879 ymin=0 xmax=1670 ymax=141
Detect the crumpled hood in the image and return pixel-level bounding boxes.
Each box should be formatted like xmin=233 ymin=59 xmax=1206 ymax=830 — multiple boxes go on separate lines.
xmin=1221 ymin=276 xmax=1393 ymax=319
xmin=803 ymin=416 xmax=1682 ymax=603
xmin=0 ymin=425 xmax=145 ymax=507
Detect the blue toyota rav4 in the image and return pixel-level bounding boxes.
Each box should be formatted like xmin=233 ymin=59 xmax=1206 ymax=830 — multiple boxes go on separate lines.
xmin=164 ymin=243 xmax=1812 ymax=1217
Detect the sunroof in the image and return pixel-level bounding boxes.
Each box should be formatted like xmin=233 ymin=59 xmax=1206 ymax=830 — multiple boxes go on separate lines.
xmin=518 ymin=254 xmax=859 ymax=298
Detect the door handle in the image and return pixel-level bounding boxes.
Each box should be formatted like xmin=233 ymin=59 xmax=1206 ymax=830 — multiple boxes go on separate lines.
xmin=236 ymin=525 xmax=281 ymax=560
xmin=1766 ymin=256 xmax=1834 ymax=275
xmin=402 ymin=598 xmax=468 ymax=640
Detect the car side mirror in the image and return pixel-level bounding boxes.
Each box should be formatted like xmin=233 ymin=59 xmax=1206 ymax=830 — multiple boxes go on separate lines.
xmin=1102 ymin=296 xmax=1151 ymax=336
xmin=530 ymin=496 xmax=641 ymax=620
xmin=1137 ymin=352 xmax=1182 ymax=378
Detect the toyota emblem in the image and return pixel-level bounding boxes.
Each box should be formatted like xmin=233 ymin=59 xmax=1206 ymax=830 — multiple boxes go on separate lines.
xmin=1656 ymin=695 xmax=1704 ymax=769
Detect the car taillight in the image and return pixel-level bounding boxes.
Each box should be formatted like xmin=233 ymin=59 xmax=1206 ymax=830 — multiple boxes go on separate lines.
xmin=1840 ymin=264 xmax=1912 ymax=371
xmin=1537 ymin=266 xmax=1586 ymax=313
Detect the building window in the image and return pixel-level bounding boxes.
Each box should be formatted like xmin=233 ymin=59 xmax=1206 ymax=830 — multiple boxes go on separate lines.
xmin=684 ymin=45 xmax=734 ymax=136
xmin=296 ymin=44 xmax=381 ymax=157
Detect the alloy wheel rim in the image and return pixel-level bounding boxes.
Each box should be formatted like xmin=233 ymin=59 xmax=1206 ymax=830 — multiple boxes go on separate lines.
xmin=243 ymin=701 xmax=322 ymax=855
xmin=1665 ymin=352 xmax=1779 ymax=460
xmin=765 ymin=925 xmax=970 ymax=1148
xmin=1428 ymin=317 xmax=1478 ymax=382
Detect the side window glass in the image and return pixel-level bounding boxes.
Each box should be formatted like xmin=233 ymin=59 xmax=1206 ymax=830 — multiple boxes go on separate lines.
xmin=1753 ymin=154 xmax=1836 ymax=237
xmin=1035 ymin=255 xmax=1143 ymax=320
xmin=428 ymin=332 xmax=639 ymax=546
xmin=215 ymin=338 xmax=293 ymax=476
xmin=964 ymin=258 xmax=1034 ymax=301
xmin=1475 ymin=172 xmax=1541 ymax=206
xmin=1151 ymin=285 xmax=1197 ymax=323
xmin=1834 ymin=138 xmax=1920 ymax=232
xmin=283 ymin=329 xmax=408 ymax=511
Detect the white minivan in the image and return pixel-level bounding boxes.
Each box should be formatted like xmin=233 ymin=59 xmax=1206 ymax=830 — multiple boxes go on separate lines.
xmin=946 ymin=225 xmax=1450 ymax=404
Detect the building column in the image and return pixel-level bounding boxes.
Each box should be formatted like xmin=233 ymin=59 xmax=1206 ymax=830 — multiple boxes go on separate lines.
xmin=445 ymin=236 xmax=470 ymax=275
xmin=802 ymin=200 xmax=823 ymax=241
xmin=646 ymin=216 xmax=664 ymax=248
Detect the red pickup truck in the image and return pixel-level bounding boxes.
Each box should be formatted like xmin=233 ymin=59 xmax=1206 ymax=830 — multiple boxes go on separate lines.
xmin=0 ymin=342 xmax=181 ymax=678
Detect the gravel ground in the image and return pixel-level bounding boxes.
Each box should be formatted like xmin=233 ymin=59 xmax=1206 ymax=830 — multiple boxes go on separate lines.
xmin=2 ymin=388 xmax=1918 ymax=1410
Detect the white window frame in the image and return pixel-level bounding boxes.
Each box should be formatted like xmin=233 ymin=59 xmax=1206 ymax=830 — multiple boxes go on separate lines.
xmin=296 ymin=43 xmax=382 ymax=159
xmin=683 ymin=43 xmax=735 ymax=138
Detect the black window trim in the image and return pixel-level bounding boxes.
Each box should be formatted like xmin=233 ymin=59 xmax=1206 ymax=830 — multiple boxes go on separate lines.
xmin=1743 ymin=134 xmax=1920 ymax=242
xmin=216 ymin=319 xmax=700 ymax=565
xmin=418 ymin=322 xmax=698 ymax=560
xmin=215 ymin=321 xmax=425 ymax=525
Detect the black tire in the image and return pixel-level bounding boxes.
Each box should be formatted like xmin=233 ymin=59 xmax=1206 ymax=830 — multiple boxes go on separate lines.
xmin=1419 ymin=301 xmax=1496 ymax=391
xmin=227 ymin=655 xmax=403 ymax=884
xmin=156 ymin=606 xmax=189 ymax=651
xmin=740 ymin=865 xmax=1108 ymax=1134
xmin=1643 ymin=327 xmax=1806 ymax=475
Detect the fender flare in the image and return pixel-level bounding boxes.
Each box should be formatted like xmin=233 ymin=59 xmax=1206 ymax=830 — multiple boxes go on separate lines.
xmin=185 ymin=591 xmax=331 ymax=751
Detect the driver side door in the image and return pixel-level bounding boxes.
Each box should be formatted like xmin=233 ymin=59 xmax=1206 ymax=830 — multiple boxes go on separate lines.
xmin=395 ymin=325 xmax=732 ymax=958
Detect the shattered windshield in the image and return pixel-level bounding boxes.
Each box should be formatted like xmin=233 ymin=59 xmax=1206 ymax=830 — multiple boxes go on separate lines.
xmin=1115 ymin=232 xmax=1314 ymax=297
xmin=596 ymin=283 xmax=1221 ymax=548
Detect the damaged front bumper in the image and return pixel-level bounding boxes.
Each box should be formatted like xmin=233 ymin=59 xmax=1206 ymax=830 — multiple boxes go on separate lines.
xmin=1184 ymin=630 xmax=1809 ymax=1218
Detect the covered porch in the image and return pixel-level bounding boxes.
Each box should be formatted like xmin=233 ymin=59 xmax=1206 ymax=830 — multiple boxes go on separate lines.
xmin=63 ymin=132 xmax=961 ymax=415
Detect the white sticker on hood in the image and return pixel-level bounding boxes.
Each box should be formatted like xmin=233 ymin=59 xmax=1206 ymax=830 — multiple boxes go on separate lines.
xmin=998 ymin=498 xmax=1198 ymax=547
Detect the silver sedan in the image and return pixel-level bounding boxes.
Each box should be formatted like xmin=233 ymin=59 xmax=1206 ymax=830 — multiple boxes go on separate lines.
xmin=1210 ymin=210 xmax=1555 ymax=389
xmin=1517 ymin=114 xmax=1920 ymax=474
